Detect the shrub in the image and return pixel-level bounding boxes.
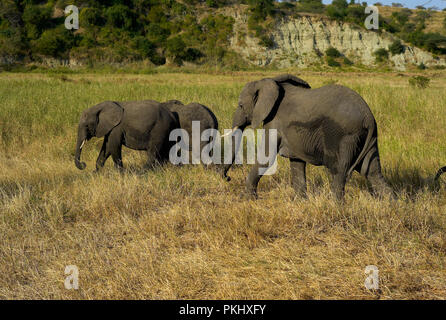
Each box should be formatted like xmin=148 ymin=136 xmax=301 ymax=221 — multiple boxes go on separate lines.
xmin=343 ymin=57 xmax=353 ymax=65
xmin=259 ymin=35 xmax=275 ymax=48
xmin=146 ymin=23 xmax=170 ymax=44
xmin=417 ymin=63 xmax=426 ymax=70
xmin=80 ymin=7 xmax=104 ymax=27
xmin=105 ymin=5 xmax=136 ymax=31
xmin=32 ymin=27 xmax=75 ymax=58
xmin=325 ymin=47 xmax=342 ymax=57
xmin=326 ymin=5 xmax=347 ymax=20
xmin=183 ymin=48 xmax=203 ymax=62
xmin=374 ymin=48 xmax=389 ymax=62
xmin=296 ymin=0 xmax=325 ymax=13
xmin=22 ymin=4 xmax=52 ymax=39
xmin=133 ymin=36 xmax=155 ymax=59
xmin=389 ymin=39 xmax=405 ymax=55
xmin=327 ymin=57 xmax=341 ymax=67
xmin=166 ymin=36 xmax=186 ymax=59
xmin=409 ymin=76 xmax=430 ymax=88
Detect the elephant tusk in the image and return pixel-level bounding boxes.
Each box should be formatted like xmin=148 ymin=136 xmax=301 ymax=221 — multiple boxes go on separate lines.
xmin=221 ymin=126 xmax=239 ymax=138
xmin=79 ymin=140 xmax=85 ymax=150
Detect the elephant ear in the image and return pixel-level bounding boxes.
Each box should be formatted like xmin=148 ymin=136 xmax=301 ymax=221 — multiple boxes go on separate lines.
xmin=273 ymin=74 xmax=311 ymax=89
xmin=251 ymin=79 xmax=280 ymax=129
xmin=96 ymin=101 xmax=123 ymax=138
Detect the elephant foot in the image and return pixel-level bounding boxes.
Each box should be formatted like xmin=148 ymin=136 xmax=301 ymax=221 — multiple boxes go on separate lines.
xmin=216 ymin=165 xmax=231 ymax=181
xmin=243 ymin=187 xmax=258 ymax=200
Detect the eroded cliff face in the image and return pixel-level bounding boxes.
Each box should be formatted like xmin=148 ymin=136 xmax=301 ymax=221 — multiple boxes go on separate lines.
xmin=228 ymin=12 xmax=445 ymax=70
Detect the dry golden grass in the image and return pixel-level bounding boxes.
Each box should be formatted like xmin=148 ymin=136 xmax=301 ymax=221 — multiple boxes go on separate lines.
xmin=0 ymin=71 xmax=445 ymax=299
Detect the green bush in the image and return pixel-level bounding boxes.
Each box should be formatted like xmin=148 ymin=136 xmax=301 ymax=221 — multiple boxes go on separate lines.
xmin=417 ymin=62 xmax=426 ymax=70
xmin=146 ymin=23 xmax=170 ymax=44
xmin=409 ymin=76 xmax=430 ymax=88
xmin=22 ymin=4 xmax=52 ymax=39
xmin=343 ymin=57 xmax=353 ymax=65
xmin=32 ymin=27 xmax=75 ymax=58
xmin=166 ymin=36 xmax=186 ymax=59
xmin=183 ymin=48 xmax=203 ymax=62
xmin=259 ymin=35 xmax=274 ymax=48
xmin=80 ymin=7 xmax=104 ymax=27
xmin=389 ymin=39 xmax=405 ymax=55
xmin=325 ymin=47 xmax=342 ymax=58
xmin=373 ymin=48 xmax=389 ymax=62
xmin=296 ymin=0 xmax=325 ymax=13
xmin=327 ymin=57 xmax=341 ymax=67
xmin=105 ymin=5 xmax=136 ymax=31
xmin=133 ymin=36 xmax=155 ymax=59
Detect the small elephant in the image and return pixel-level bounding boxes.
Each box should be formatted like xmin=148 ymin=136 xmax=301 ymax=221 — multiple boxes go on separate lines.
xmin=222 ymin=74 xmax=392 ymax=200
xmin=161 ymin=100 xmax=219 ymax=164
xmin=435 ymin=166 xmax=445 ymax=181
xmin=74 ymin=100 xmax=178 ymax=171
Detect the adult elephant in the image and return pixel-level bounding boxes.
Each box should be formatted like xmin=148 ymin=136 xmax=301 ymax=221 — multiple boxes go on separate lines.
xmin=221 ymin=74 xmax=392 ymax=200
xmin=161 ymin=100 xmax=219 ymax=164
xmin=435 ymin=166 xmax=446 ymax=181
xmin=74 ymin=100 xmax=178 ymax=171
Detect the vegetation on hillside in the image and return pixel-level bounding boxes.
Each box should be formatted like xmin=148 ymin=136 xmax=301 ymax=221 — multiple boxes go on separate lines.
xmin=0 ymin=0 xmax=445 ymax=68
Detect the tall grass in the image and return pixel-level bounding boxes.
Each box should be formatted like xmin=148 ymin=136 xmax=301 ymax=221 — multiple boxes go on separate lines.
xmin=0 ymin=71 xmax=445 ymax=299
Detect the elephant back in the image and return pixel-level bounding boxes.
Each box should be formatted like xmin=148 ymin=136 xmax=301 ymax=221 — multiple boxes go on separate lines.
xmin=173 ymin=103 xmax=218 ymax=136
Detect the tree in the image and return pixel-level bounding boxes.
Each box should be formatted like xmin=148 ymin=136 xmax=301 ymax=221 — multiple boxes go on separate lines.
xmin=325 ymin=47 xmax=342 ymax=57
xmin=105 ymin=4 xmax=136 ymax=31
xmin=373 ymin=48 xmax=388 ymax=62
xmin=389 ymin=39 xmax=404 ymax=55
xmin=248 ymin=0 xmax=275 ymax=20
xmin=32 ymin=26 xmax=75 ymax=58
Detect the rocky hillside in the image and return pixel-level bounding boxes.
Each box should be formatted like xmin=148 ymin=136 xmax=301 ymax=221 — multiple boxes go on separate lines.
xmin=227 ymin=8 xmax=445 ymax=70
xmin=1 ymin=1 xmax=445 ymax=70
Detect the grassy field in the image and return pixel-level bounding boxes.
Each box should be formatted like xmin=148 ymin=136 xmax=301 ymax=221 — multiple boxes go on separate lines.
xmin=0 ymin=71 xmax=445 ymax=299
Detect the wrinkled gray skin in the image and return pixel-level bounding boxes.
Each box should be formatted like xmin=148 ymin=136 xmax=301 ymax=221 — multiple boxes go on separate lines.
xmin=161 ymin=100 xmax=219 ymax=163
xmin=435 ymin=166 xmax=446 ymax=181
xmin=222 ymin=74 xmax=392 ymax=200
xmin=75 ymin=100 xmax=178 ymax=171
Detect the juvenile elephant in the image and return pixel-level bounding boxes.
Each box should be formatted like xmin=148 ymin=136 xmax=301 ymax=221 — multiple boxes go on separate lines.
xmin=74 ymin=100 xmax=178 ymax=171
xmin=222 ymin=74 xmax=392 ymax=200
xmin=161 ymin=100 xmax=219 ymax=163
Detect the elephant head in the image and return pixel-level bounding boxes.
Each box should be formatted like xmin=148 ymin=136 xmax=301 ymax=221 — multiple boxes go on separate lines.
xmin=225 ymin=74 xmax=311 ymax=135
xmin=75 ymin=101 xmax=123 ymax=170
xmin=219 ymin=75 xmax=310 ymax=180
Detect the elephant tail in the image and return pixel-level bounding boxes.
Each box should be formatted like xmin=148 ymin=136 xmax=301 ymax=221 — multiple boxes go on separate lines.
xmin=435 ymin=166 xmax=446 ymax=181
xmin=346 ymin=120 xmax=377 ymax=179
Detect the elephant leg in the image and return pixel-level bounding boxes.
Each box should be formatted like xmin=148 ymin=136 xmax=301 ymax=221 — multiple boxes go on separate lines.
xmin=330 ymin=171 xmax=346 ymax=201
xmin=95 ymin=139 xmax=111 ymax=171
xmin=365 ymin=154 xmax=393 ymax=197
xmin=107 ymin=129 xmax=124 ymax=170
xmin=246 ymin=129 xmax=278 ymax=198
xmin=145 ymin=128 xmax=169 ymax=169
xmin=246 ymin=164 xmax=262 ymax=198
xmin=145 ymin=148 xmax=160 ymax=169
xmin=290 ymin=158 xmax=307 ymax=198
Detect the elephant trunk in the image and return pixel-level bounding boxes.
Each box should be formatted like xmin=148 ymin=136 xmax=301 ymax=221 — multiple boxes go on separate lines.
xmin=75 ymin=126 xmax=87 ymax=170
xmin=220 ymin=107 xmax=248 ymax=180
xmin=435 ymin=166 xmax=446 ymax=181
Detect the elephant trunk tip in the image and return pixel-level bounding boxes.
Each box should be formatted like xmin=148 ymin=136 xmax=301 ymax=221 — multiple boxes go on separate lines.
xmin=75 ymin=160 xmax=87 ymax=170
xmin=75 ymin=138 xmax=87 ymax=170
